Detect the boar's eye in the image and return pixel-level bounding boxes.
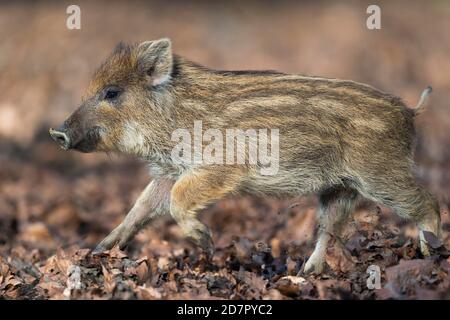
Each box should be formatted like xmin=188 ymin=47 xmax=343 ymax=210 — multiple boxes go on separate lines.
xmin=103 ymin=86 xmax=122 ymax=101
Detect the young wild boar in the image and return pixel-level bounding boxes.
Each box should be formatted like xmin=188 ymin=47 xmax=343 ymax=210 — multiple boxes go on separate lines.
xmin=50 ymin=38 xmax=441 ymax=274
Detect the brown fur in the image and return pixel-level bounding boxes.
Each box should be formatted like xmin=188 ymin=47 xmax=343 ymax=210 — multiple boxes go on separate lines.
xmin=52 ymin=38 xmax=441 ymax=274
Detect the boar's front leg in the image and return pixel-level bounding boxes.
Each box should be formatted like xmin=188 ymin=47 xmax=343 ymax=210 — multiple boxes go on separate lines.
xmin=170 ymin=167 xmax=242 ymax=257
xmin=94 ymin=178 xmax=174 ymax=252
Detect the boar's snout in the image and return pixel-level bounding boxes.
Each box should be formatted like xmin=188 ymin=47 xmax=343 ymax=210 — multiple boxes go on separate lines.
xmin=49 ymin=124 xmax=71 ymax=150
xmin=49 ymin=119 xmax=101 ymax=153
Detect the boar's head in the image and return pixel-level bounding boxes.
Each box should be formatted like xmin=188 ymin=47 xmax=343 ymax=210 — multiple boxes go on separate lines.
xmin=50 ymin=38 xmax=174 ymax=155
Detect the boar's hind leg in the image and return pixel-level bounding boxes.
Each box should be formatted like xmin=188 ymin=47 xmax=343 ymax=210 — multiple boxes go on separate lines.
xmin=303 ymin=187 xmax=358 ymax=275
xmin=94 ymin=178 xmax=174 ymax=252
xmin=170 ymin=168 xmax=241 ymax=257
xmin=359 ymin=175 xmax=441 ymax=256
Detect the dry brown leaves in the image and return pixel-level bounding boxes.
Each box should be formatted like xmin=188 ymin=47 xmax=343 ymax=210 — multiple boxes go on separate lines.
xmin=1 ymin=213 xmax=449 ymax=300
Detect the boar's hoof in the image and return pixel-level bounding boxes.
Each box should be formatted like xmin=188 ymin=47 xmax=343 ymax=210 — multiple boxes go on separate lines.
xmin=94 ymin=225 xmax=131 ymax=253
xmin=202 ymin=246 xmax=215 ymax=261
xmin=303 ymin=257 xmax=325 ymax=275
xmin=92 ymin=245 xmax=108 ymax=255
xmin=419 ymin=230 xmax=431 ymax=257
xmin=190 ymin=235 xmax=215 ymax=260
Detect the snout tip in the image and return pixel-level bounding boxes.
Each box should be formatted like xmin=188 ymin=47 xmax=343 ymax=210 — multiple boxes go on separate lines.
xmin=49 ymin=128 xmax=70 ymax=150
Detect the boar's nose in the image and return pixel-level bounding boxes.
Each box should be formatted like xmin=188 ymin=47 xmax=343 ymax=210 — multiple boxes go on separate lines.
xmin=49 ymin=125 xmax=71 ymax=150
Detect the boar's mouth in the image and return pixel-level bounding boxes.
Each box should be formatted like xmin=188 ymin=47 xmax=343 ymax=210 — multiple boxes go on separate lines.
xmin=69 ymin=126 xmax=101 ymax=153
xmin=49 ymin=126 xmax=101 ymax=153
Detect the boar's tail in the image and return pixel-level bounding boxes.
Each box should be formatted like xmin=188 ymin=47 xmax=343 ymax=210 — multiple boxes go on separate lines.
xmin=413 ymin=86 xmax=432 ymax=116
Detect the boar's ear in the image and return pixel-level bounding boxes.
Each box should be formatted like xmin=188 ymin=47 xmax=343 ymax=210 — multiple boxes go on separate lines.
xmin=136 ymin=38 xmax=173 ymax=86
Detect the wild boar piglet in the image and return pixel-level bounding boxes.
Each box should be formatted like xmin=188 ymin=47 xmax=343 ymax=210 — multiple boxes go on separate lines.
xmin=50 ymin=38 xmax=441 ymax=274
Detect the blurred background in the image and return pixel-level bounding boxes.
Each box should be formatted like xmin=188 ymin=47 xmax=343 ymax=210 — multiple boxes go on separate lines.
xmin=0 ymin=0 xmax=449 ymax=287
